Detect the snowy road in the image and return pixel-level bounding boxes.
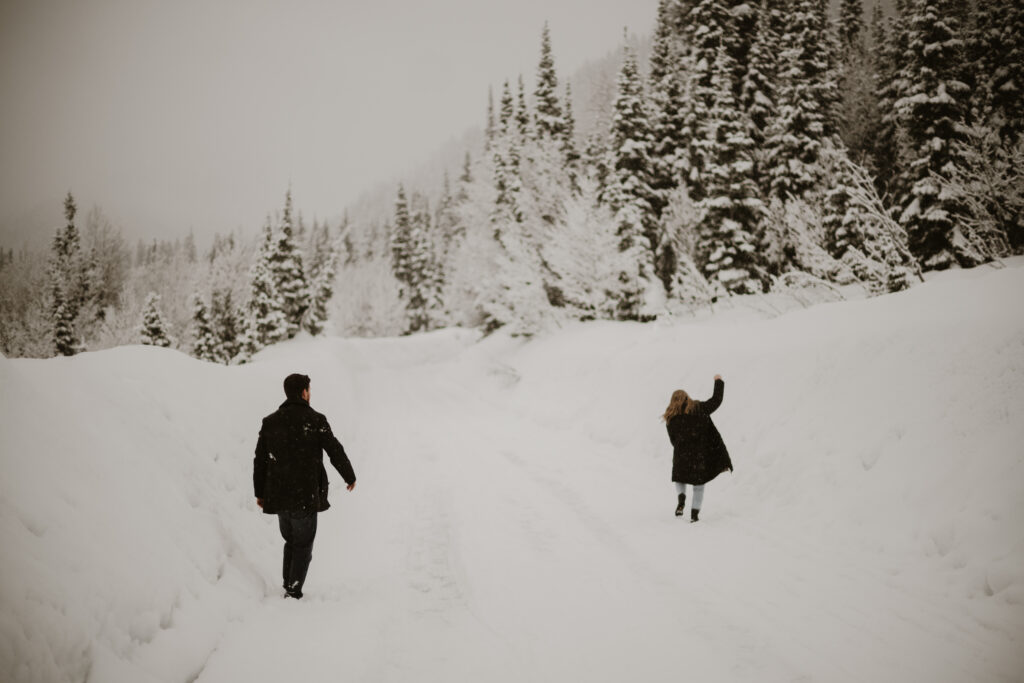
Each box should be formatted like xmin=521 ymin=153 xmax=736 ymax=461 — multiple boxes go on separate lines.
xmin=197 ymin=291 xmax=1021 ymax=682
xmin=3 ymin=264 xmax=1023 ymax=682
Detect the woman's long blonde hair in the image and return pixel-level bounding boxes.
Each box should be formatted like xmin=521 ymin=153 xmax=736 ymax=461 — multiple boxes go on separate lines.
xmin=662 ymin=389 xmax=699 ymax=422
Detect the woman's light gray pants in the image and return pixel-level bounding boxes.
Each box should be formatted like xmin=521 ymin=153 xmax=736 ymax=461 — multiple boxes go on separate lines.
xmin=674 ymin=482 xmax=704 ymax=510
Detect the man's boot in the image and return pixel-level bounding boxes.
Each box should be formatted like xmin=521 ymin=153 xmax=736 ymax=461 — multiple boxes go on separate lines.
xmin=675 ymin=493 xmax=686 ymax=517
xmin=690 ymin=508 xmax=700 ymax=523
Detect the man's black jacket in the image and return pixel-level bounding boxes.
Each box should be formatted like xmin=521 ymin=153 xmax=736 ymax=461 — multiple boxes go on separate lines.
xmin=253 ymin=398 xmax=356 ymax=514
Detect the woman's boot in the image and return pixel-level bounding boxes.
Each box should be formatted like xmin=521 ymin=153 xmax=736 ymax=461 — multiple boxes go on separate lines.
xmin=675 ymin=493 xmax=686 ymax=517
xmin=690 ymin=508 xmax=700 ymax=523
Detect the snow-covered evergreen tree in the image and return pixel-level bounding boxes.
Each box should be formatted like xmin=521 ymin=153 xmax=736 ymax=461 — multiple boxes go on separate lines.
xmin=50 ymin=192 xmax=84 ymax=355
xmin=681 ymin=0 xmax=732 ymax=202
xmin=970 ymin=0 xmax=1024 ymax=145
xmin=303 ymin=246 xmax=337 ymax=336
xmin=764 ymin=0 xmax=840 ymax=200
xmin=649 ymin=0 xmax=689 ymax=212
xmin=696 ymin=50 xmax=766 ymax=295
xmin=52 ymin=300 xmax=76 ymax=357
xmin=390 ymin=187 xmax=442 ymax=334
xmin=485 ymin=86 xmax=496 ymax=151
xmin=499 ymin=80 xmax=514 ymax=136
xmin=561 ymin=81 xmax=580 ymax=168
xmin=540 ymin=176 xmax=623 ymax=320
xmin=533 ymin=22 xmax=564 ymax=141
xmin=516 ymin=75 xmax=531 ymax=141
xmin=243 ymin=223 xmax=288 ymax=354
xmin=190 ymin=296 xmax=220 ymax=362
xmin=209 ymin=289 xmax=240 ymax=362
xmin=269 ymin=190 xmax=309 ymax=334
xmin=839 ymin=0 xmax=866 ymax=51
xmin=872 ymin=0 xmax=912 ymax=197
xmin=603 ymin=46 xmax=660 ymax=319
xmin=894 ymin=0 xmax=972 ymax=268
xmin=740 ymin=0 xmax=779 ymax=149
xmin=139 ymin=292 xmax=172 ymax=347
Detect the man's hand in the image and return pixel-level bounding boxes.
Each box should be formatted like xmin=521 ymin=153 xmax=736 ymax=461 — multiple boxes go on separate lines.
xmin=256 ymin=498 xmax=264 ymax=509
xmin=347 ymin=482 xmax=356 ymax=492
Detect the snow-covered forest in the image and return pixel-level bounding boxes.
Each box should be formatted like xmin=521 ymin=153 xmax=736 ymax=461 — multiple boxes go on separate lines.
xmin=2 ymin=0 xmax=1023 ymax=356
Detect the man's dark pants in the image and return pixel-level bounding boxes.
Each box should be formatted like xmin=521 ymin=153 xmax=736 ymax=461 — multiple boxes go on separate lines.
xmin=278 ymin=509 xmax=317 ymax=597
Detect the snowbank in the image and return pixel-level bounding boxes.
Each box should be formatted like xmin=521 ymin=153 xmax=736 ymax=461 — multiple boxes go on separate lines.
xmin=1 ymin=262 xmax=1022 ymax=682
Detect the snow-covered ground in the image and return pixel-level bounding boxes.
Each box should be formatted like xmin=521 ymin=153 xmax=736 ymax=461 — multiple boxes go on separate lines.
xmin=2 ymin=262 xmax=1023 ymax=683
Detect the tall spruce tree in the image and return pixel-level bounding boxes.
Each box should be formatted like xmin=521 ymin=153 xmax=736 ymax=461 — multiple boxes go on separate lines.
xmin=764 ymin=0 xmax=840 ymax=200
xmin=390 ymin=187 xmax=441 ymax=333
xmin=895 ymin=0 xmax=972 ymax=268
xmin=140 ymin=293 xmax=172 ymax=347
xmin=603 ymin=46 xmax=659 ymax=319
xmin=740 ymin=0 xmax=779 ymax=150
xmin=303 ymin=246 xmax=337 ymax=336
xmin=971 ymin=0 xmax=1024 ymax=144
xmin=534 ymin=22 xmax=564 ymax=140
xmin=244 ymin=223 xmax=289 ymax=352
xmin=485 ymin=86 xmax=497 ymax=150
xmin=562 ymin=81 xmax=580 ymax=167
xmin=872 ymin=0 xmax=912 ymax=196
xmin=49 ymin=192 xmax=88 ymax=356
xmin=682 ymin=0 xmax=732 ymax=201
xmin=516 ymin=75 xmax=531 ymax=140
xmin=210 ymin=289 xmax=241 ymax=362
xmin=190 ymin=296 xmax=220 ymax=362
xmin=649 ymin=0 xmax=690 ymax=211
xmin=270 ymin=190 xmax=309 ymax=335
xmin=839 ymin=0 xmax=866 ymax=51
xmin=696 ymin=49 xmax=765 ymax=294
xmin=499 ymin=80 xmax=514 ymax=136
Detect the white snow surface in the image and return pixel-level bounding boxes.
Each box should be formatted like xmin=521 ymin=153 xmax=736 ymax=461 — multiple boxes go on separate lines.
xmin=2 ymin=262 xmax=1024 ymax=683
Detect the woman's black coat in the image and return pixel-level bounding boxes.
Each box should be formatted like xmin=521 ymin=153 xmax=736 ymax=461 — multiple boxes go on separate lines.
xmin=667 ymin=379 xmax=733 ymax=485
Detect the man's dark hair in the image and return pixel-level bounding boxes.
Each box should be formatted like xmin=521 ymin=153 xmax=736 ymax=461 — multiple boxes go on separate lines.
xmin=284 ymin=373 xmax=311 ymax=401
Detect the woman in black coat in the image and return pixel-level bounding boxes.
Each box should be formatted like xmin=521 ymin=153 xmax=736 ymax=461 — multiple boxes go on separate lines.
xmin=663 ymin=375 xmax=733 ymax=522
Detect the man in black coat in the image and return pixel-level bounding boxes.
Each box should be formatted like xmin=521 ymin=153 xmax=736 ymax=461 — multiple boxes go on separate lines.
xmin=254 ymin=373 xmax=356 ymax=599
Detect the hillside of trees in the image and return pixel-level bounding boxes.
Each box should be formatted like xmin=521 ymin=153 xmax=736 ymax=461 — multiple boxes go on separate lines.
xmin=2 ymin=0 xmax=1021 ymax=359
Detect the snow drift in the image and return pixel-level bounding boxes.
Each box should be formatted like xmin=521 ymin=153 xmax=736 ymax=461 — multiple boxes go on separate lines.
xmin=1 ymin=262 xmax=1022 ymax=682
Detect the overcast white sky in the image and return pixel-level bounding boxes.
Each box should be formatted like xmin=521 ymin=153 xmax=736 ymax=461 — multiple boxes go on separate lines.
xmin=0 ymin=0 xmax=659 ymax=245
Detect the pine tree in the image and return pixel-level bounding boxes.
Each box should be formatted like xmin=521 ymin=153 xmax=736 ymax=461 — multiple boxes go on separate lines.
xmin=210 ymin=289 xmax=241 ymax=362
xmin=682 ymin=0 xmax=732 ymax=202
xmin=971 ymin=0 xmax=1024 ymax=144
xmin=895 ymin=0 xmax=972 ymax=267
xmin=140 ymin=293 xmax=172 ymax=347
xmin=270 ymin=189 xmax=309 ymax=335
xmin=839 ymin=0 xmax=866 ymax=51
xmin=764 ymin=0 xmax=840 ymax=200
xmin=458 ymin=152 xmax=473 ymax=203
xmin=740 ymin=0 xmax=779 ymax=149
xmin=872 ymin=0 xmax=912 ymax=196
xmin=603 ymin=46 xmax=660 ymax=319
xmin=390 ymin=187 xmax=441 ymax=333
xmin=499 ymin=80 xmax=514 ymax=136
xmin=245 ymin=223 xmax=289 ymax=350
xmin=696 ymin=49 xmax=766 ymax=294
xmin=53 ymin=299 xmax=76 ymax=356
xmin=533 ymin=23 xmax=564 ymax=143
xmin=516 ymin=75 xmax=531 ymax=140
xmin=303 ymin=246 xmax=337 ymax=336
xmin=191 ymin=296 xmax=220 ymax=361
xmin=649 ymin=0 xmax=690 ymax=211
xmin=485 ymin=86 xmax=496 ymax=150
xmin=562 ymin=81 xmax=580 ymax=167
xmin=50 ymin=192 xmax=83 ymax=356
